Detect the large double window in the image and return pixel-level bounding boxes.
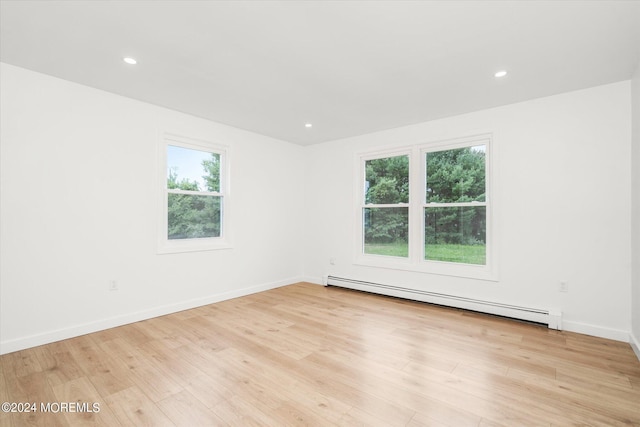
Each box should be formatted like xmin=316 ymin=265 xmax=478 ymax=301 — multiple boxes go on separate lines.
xmin=358 ymin=135 xmax=493 ymax=279
xmin=158 ymin=134 xmax=230 ymax=253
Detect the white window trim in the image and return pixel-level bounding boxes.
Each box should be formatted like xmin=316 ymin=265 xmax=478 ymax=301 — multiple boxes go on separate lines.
xmin=157 ymin=132 xmax=232 ymax=254
xmin=354 ymin=134 xmax=496 ymax=281
xmin=356 ymin=147 xmax=413 ymax=264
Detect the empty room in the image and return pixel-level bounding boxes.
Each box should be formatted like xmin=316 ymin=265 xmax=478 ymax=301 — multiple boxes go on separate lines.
xmin=1 ymin=1 xmax=640 ymax=425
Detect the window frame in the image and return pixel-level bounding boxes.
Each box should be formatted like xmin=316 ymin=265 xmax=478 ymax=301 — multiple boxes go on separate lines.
xmin=157 ymin=132 xmax=231 ymax=254
xmin=360 ymin=149 xmax=413 ymax=261
xmin=355 ymin=134 xmax=496 ymax=281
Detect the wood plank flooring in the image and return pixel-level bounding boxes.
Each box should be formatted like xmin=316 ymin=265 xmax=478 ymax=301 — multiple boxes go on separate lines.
xmin=1 ymin=282 xmax=639 ymax=426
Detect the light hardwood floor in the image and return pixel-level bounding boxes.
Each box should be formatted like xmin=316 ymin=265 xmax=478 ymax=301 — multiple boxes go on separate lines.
xmin=1 ymin=282 xmax=639 ymax=426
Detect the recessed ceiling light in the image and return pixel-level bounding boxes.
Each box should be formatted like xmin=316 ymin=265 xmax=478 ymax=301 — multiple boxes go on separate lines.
xmin=305 ymin=123 xmax=313 ymax=128
xmin=494 ymin=70 xmax=507 ymax=78
xmin=123 ymin=57 xmax=137 ymax=65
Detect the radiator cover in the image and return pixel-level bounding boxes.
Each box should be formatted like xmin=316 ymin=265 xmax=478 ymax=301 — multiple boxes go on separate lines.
xmin=325 ymin=275 xmax=562 ymax=330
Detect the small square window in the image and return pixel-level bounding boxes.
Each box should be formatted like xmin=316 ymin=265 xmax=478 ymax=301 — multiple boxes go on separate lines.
xmin=158 ymin=134 xmax=230 ymax=253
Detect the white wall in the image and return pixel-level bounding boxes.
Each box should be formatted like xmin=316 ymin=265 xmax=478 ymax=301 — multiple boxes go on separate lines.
xmin=0 ymin=63 xmax=305 ymax=354
xmin=1 ymin=62 xmax=636 ymax=353
xmin=631 ymin=62 xmax=640 ymax=357
xmin=304 ymin=81 xmax=632 ymax=341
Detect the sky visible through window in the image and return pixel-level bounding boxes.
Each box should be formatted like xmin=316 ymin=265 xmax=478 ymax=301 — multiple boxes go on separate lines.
xmin=167 ymin=145 xmax=211 ymax=191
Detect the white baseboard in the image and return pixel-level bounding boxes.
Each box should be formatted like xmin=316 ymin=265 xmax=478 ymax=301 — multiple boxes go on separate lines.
xmin=631 ymin=332 xmax=640 ymax=362
xmin=322 ymin=276 xmax=631 ymax=343
xmin=561 ymin=320 xmax=630 ymax=343
xmin=9 ymin=276 xmax=629 ymax=356
xmin=299 ymin=275 xmax=324 ymax=285
xmin=0 ymin=277 xmax=302 ymax=355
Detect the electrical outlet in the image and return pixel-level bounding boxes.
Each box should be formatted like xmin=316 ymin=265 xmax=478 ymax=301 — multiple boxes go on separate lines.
xmin=109 ymin=280 xmax=118 ymax=291
xmin=559 ymin=281 xmax=568 ymax=293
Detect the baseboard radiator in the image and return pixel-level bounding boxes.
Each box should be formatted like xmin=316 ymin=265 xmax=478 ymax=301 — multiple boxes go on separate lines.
xmin=325 ymin=275 xmax=562 ymax=330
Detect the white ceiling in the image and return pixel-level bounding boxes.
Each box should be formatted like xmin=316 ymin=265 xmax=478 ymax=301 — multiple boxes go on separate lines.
xmin=1 ymin=1 xmax=639 ymax=146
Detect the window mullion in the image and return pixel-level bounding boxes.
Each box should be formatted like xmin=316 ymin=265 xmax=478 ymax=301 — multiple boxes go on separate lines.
xmin=362 ymin=203 xmax=409 ymax=208
xmin=409 ymin=146 xmax=422 ymax=263
xmin=424 ymin=202 xmax=487 ymax=208
xmin=167 ymin=188 xmax=222 ymax=197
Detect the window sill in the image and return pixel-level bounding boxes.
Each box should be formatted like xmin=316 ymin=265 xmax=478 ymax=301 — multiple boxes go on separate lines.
xmin=157 ymin=238 xmax=232 ymax=254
